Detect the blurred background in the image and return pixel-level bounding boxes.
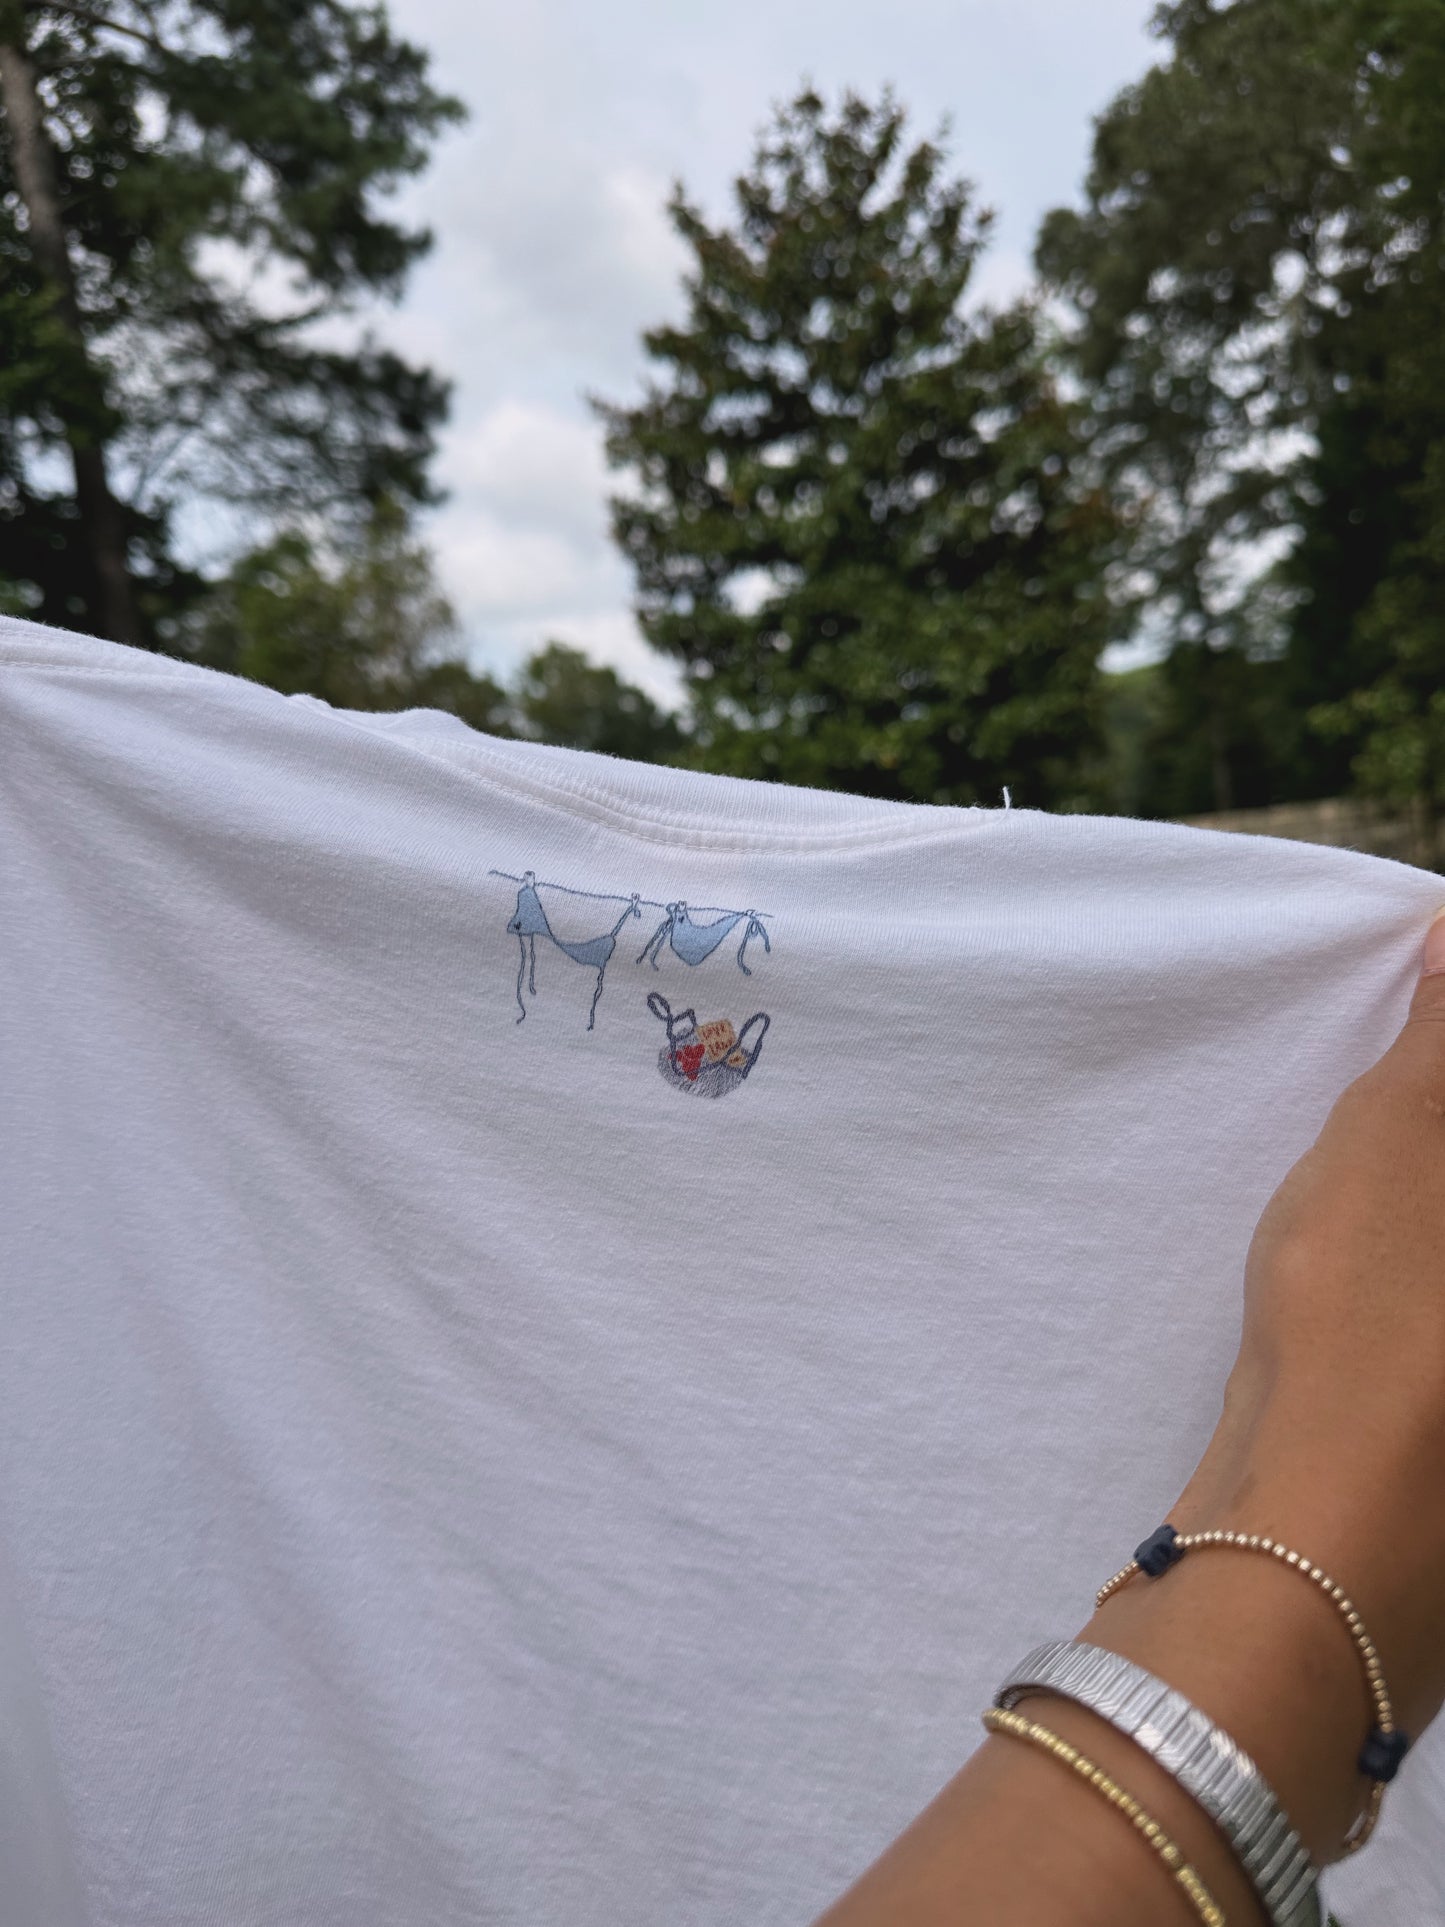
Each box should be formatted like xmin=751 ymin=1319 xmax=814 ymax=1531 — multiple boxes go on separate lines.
xmin=3 ymin=1 xmax=1443 ymax=863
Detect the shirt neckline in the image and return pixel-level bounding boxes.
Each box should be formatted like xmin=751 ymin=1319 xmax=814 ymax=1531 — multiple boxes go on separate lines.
xmin=313 ymin=699 xmax=1014 ymax=853
xmin=0 ymin=614 xmax=1016 ymax=856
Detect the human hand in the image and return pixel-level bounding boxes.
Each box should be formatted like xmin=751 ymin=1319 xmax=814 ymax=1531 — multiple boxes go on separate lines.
xmin=817 ymin=909 xmax=1445 ymax=1926
xmin=1168 ymin=906 xmax=1445 ymax=1744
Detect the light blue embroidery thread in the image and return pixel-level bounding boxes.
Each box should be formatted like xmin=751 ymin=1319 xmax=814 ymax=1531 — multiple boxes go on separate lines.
xmin=491 ymin=869 xmax=773 ymax=1030
xmin=637 ymin=902 xmax=771 ymax=975
xmin=499 ymin=869 xmax=642 ymax=1029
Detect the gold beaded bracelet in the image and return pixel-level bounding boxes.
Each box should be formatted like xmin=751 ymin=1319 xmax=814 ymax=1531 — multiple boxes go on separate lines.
xmin=1097 ymin=1524 xmax=1408 ymax=1854
xmin=983 ymin=1704 xmax=1226 ymax=1925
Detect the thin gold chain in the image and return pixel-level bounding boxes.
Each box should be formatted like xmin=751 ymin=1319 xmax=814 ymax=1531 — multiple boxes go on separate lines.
xmin=1097 ymin=1528 xmax=1394 ymax=1851
xmin=982 ymin=1705 xmax=1226 ymax=1925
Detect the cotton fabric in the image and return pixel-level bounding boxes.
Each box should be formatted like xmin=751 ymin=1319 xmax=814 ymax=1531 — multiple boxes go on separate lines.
xmin=2 ymin=615 xmax=1442 ymax=1925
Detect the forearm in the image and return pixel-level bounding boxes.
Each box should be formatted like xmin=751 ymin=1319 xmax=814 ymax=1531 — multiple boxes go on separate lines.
xmin=818 ymin=916 xmax=1445 ymax=1927
xmin=814 ymin=1455 xmax=1419 ymax=1926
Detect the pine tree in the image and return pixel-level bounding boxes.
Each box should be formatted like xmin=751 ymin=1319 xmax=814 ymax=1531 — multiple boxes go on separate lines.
xmin=594 ymin=89 xmax=1120 ymax=810
xmin=0 ymin=0 xmax=462 ymax=642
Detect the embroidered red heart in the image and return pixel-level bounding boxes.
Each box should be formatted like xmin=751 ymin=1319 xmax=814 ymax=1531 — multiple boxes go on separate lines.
xmin=677 ymin=1042 xmax=705 ymax=1079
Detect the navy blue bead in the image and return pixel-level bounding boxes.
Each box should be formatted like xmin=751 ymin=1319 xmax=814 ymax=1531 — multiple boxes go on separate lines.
xmin=1135 ymin=1523 xmax=1183 ymax=1578
xmin=1358 ymin=1725 xmax=1410 ymax=1783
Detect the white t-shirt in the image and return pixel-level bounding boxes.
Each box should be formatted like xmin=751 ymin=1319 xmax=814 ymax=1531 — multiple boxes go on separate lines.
xmin=1 ymin=616 xmax=1441 ymax=1926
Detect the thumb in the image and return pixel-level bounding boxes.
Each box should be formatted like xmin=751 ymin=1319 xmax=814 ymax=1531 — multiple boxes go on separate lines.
xmin=1407 ymin=908 xmax=1445 ymax=1027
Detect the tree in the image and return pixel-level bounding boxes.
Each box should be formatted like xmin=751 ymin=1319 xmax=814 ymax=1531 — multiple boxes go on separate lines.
xmin=594 ymin=89 xmax=1121 ymax=810
xmin=1296 ymin=0 xmax=1445 ymax=864
xmin=189 ymin=499 xmax=514 ymax=732
xmin=1036 ymin=0 xmax=1445 ymax=828
xmin=0 ymin=0 xmax=462 ymax=643
xmin=1035 ymin=0 xmax=1358 ymax=813
xmin=514 ymin=641 xmax=687 ymax=763
xmin=189 ymin=509 xmax=693 ymax=757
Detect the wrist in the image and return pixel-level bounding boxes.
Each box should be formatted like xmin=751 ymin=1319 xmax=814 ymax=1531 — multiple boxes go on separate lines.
xmin=1175 ymin=1411 xmax=1445 ymax=1741
xmin=1084 ymin=1501 xmax=1392 ymax=1865
xmin=982 ymin=1694 xmax=1267 ymax=1926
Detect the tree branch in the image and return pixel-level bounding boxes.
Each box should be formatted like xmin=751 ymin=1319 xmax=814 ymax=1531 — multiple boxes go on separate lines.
xmin=34 ymin=2 xmax=170 ymax=60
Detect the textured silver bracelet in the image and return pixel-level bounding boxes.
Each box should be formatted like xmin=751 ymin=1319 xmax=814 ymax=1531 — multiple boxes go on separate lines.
xmin=995 ymin=1640 xmax=1323 ymax=1927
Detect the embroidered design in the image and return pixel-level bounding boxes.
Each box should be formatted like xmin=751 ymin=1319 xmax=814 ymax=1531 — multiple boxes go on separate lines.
xmin=490 ymin=869 xmax=773 ymax=1031
xmin=497 ymin=869 xmax=642 ymax=1029
xmin=648 ymin=991 xmax=769 ymax=1097
xmin=637 ymin=902 xmax=770 ymax=976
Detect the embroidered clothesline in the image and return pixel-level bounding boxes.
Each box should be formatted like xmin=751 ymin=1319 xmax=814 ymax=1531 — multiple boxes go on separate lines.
xmin=491 ymin=868 xmax=774 ymax=1030
xmin=488 ymin=870 xmax=773 ymax=922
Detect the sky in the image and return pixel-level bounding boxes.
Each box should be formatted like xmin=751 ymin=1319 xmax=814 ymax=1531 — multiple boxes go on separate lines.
xmin=371 ymin=0 xmax=1164 ymax=708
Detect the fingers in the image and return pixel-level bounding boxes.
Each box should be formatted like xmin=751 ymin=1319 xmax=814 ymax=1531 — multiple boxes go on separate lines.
xmin=1406 ymin=910 xmax=1445 ymax=1030
xmin=1349 ymin=909 xmax=1445 ymax=1103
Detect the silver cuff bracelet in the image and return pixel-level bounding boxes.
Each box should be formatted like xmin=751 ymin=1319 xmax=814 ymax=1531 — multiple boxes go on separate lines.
xmin=995 ymin=1640 xmax=1323 ymax=1927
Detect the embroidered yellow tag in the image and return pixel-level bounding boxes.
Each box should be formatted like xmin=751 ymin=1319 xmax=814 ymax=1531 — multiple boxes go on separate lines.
xmin=698 ymin=1018 xmax=737 ymax=1063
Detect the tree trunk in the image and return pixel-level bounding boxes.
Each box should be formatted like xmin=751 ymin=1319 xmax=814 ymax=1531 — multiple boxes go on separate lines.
xmin=1207 ymin=703 xmax=1233 ymax=813
xmin=1420 ymin=769 xmax=1441 ymax=875
xmin=0 ymin=33 xmax=139 ymax=644
xmin=1417 ymin=795 xmax=1438 ymax=875
xmin=1199 ymin=643 xmax=1234 ymax=813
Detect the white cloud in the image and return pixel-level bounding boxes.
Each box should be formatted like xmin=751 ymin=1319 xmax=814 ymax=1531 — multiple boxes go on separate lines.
xmin=420 ymin=396 xmax=658 ymax=692
xmin=430 ymin=512 xmax=593 ymax=620
xmin=384 ymin=140 xmax=687 ymax=395
xmin=369 ymin=1 xmax=1163 ymax=701
xmin=440 ymin=400 xmax=610 ymax=542
xmin=456 ymin=159 xmax=687 ymax=370
xmin=542 ymin=609 xmax=688 ymax=712
xmin=420 ymin=398 xmax=680 ymax=705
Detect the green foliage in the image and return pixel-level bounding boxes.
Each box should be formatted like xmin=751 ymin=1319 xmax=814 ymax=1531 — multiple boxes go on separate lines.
xmin=0 ymin=0 xmax=463 ymax=633
xmin=1117 ymin=648 xmax=1307 ymax=816
xmin=1293 ymin=0 xmax=1445 ymax=855
xmin=595 ymin=89 xmax=1122 ymax=810
xmin=1037 ymin=0 xmax=1445 ymax=831
xmin=1099 ymin=663 xmax=1168 ymax=818
xmin=1035 ymin=0 xmax=1353 ymax=812
xmin=187 ymin=510 xmax=690 ymax=763
xmin=514 ymin=642 xmax=687 ymax=763
xmin=1308 ymin=497 xmax=1445 ymax=864
xmin=188 ymin=500 xmax=513 ymax=731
